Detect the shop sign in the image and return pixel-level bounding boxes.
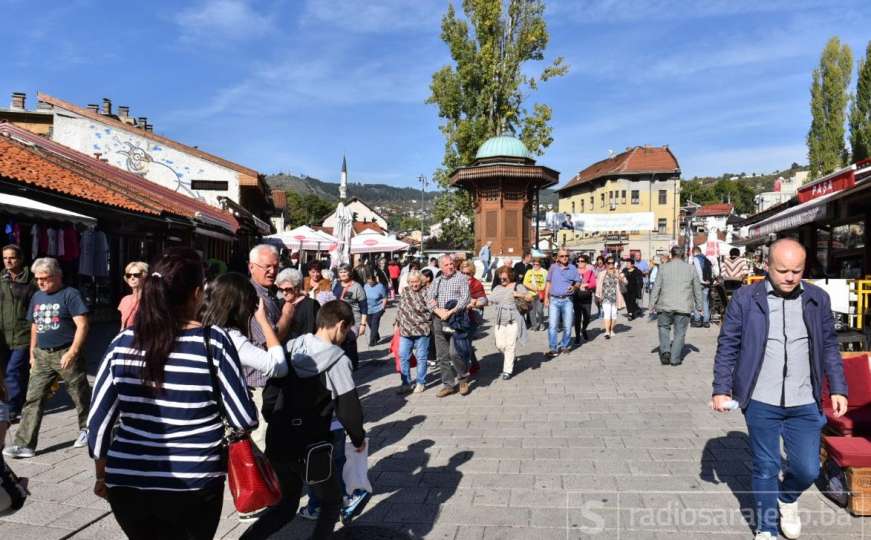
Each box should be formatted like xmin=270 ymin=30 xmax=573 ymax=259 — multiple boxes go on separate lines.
xmin=705 ymin=241 xmax=720 ymax=257
xmin=797 ymin=170 xmax=855 ymax=203
xmin=749 ymin=204 xmax=827 ymax=239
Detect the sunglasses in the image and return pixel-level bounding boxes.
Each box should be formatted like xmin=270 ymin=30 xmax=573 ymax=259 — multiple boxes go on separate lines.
xmin=125 ymin=273 xmax=144 ymax=279
xmin=278 ymin=287 xmax=294 ymax=294
xmin=607 ymin=261 xmax=615 ymax=264
xmin=558 ymin=254 xmax=569 ymax=258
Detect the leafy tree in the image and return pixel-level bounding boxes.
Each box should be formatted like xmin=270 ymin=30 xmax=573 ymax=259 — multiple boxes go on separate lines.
xmin=427 ymin=0 xmax=567 ymax=248
xmin=680 ymin=179 xmax=756 ymax=215
xmin=284 ymin=191 xmax=334 ymax=229
xmin=808 ymin=37 xmax=853 ymax=178
xmin=850 ymin=41 xmax=871 ymax=162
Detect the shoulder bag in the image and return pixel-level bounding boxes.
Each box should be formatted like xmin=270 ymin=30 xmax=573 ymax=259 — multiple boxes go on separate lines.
xmin=204 ymin=327 xmax=282 ymax=514
xmin=513 ymin=284 xmax=530 ymax=314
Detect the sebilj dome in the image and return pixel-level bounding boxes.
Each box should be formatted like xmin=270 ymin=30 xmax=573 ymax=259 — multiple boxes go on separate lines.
xmin=474 ymin=134 xmax=533 ymax=160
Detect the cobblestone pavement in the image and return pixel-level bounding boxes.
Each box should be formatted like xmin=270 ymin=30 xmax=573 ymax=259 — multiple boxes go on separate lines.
xmin=1 ymin=299 xmax=866 ymax=539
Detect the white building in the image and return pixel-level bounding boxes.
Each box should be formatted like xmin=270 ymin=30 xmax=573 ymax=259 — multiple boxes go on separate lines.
xmin=754 ymin=170 xmax=809 ymax=212
xmin=322 ymin=197 xmax=388 ymax=230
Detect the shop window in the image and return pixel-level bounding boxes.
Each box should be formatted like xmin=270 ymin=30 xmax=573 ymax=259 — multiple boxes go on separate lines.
xmin=631 ymin=190 xmax=639 ymax=204
xmin=832 ymin=221 xmax=865 ymax=250
xmin=831 ymin=221 xmax=865 ymax=278
xmin=658 ymin=218 xmax=667 ymax=234
xmin=658 ymin=190 xmax=668 ymax=204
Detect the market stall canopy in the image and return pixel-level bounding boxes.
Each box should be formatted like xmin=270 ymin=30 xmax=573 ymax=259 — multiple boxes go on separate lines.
xmin=350 ymin=230 xmax=410 ymax=254
xmin=0 ymin=193 xmax=96 ymax=226
xmin=265 ymin=225 xmax=338 ymax=251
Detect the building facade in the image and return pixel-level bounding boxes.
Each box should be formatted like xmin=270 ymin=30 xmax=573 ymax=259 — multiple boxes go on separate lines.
xmin=555 ymin=146 xmax=681 ymax=260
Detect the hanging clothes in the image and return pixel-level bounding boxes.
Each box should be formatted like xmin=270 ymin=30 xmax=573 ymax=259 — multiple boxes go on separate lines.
xmin=61 ymin=225 xmax=80 ymax=262
xmin=47 ymin=228 xmax=58 ymax=256
xmin=79 ymin=229 xmax=110 ymax=277
xmin=31 ymin=224 xmax=39 ymax=257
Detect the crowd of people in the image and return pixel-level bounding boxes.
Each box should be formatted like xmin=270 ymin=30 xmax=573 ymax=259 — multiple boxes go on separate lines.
xmin=1 ymin=237 xmax=830 ymax=540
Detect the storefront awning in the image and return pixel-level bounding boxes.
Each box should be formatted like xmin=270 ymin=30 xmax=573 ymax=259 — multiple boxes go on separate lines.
xmin=748 ymin=189 xmax=840 ymax=239
xmin=0 ymin=192 xmax=96 ymax=225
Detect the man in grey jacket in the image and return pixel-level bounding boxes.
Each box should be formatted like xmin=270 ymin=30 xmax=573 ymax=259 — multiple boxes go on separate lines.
xmin=650 ymin=246 xmax=703 ymax=366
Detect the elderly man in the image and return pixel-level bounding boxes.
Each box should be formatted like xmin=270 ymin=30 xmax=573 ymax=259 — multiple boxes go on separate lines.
xmin=712 ymin=239 xmax=848 ymax=540
xmin=4 ymin=258 xmax=90 ymax=459
xmin=544 ymin=249 xmax=578 ymax=357
xmin=246 ymin=245 xmax=294 ymax=451
xmin=276 ymin=268 xmax=320 ymax=339
xmin=428 ymin=255 xmax=471 ymax=397
xmin=651 ymin=246 xmax=703 ymax=366
xmin=0 ymin=244 xmax=37 ymax=422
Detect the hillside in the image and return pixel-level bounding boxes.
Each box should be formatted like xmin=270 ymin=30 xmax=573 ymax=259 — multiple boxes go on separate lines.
xmin=686 ymin=163 xmax=809 ymax=193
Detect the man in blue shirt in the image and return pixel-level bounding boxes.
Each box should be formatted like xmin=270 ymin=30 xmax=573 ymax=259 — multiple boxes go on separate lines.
xmin=544 ymin=249 xmax=578 ymax=357
xmin=478 ymin=241 xmax=493 ymax=282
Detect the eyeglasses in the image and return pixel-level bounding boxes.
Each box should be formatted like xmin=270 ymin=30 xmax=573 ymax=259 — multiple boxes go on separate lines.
xmin=558 ymin=254 xmax=569 ymax=259
xmin=251 ymin=262 xmax=278 ymax=271
xmin=277 ymin=287 xmax=294 ymax=294
xmin=125 ymin=272 xmax=144 ymax=279
xmin=607 ymin=261 xmax=615 ymax=265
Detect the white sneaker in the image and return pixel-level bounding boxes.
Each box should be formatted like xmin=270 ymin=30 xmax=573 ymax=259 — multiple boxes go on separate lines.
xmin=755 ymin=533 xmax=775 ymax=540
xmin=778 ymin=499 xmax=801 ymax=539
xmin=73 ymin=429 xmax=88 ymax=448
xmin=413 ymin=383 xmax=425 ymax=393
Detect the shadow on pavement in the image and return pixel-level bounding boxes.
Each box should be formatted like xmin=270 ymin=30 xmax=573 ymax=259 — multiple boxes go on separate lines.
xmin=367 ymin=416 xmax=426 ymax=455
xmin=700 ymin=431 xmax=755 ymax=534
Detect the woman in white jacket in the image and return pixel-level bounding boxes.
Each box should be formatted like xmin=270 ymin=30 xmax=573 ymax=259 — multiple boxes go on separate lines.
xmin=200 ymin=272 xmax=288 ymax=379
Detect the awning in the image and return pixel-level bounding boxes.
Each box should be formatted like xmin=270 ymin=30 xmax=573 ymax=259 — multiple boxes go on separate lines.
xmin=350 ymin=231 xmax=410 ymax=254
xmin=0 ymin=192 xmax=96 ymax=225
xmin=265 ymin=225 xmax=339 ymax=251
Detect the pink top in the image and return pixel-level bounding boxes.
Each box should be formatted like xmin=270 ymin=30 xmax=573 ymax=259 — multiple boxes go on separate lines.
xmin=578 ymin=266 xmax=597 ymax=291
xmin=118 ymin=294 xmax=140 ymax=329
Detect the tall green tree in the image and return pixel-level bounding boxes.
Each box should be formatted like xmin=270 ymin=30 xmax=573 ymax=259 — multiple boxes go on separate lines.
xmin=427 ymin=0 xmax=567 ymax=248
xmin=284 ymin=191 xmax=334 ymax=229
xmin=808 ymin=37 xmax=853 ymax=178
xmin=850 ymin=41 xmax=871 ymax=162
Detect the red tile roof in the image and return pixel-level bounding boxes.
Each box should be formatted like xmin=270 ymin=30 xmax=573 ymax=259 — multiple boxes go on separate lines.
xmin=353 ymin=222 xmax=385 ymax=234
xmin=695 ymin=203 xmax=734 ymax=217
xmin=37 ymin=93 xmax=260 ymax=186
xmin=0 ymin=123 xmax=238 ymax=231
xmin=558 ymin=146 xmax=680 ymax=192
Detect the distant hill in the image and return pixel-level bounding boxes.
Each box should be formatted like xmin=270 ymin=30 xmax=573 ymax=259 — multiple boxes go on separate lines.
xmin=265 ymin=172 xmax=558 ymax=207
xmin=686 ymin=163 xmax=810 ymax=193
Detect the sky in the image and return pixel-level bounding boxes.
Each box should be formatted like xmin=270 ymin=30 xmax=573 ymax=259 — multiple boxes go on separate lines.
xmin=3 ymin=0 xmax=870 ymax=191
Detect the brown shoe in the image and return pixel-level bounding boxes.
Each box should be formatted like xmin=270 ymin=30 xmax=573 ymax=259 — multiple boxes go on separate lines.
xmin=458 ymin=380 xmax=470 ymax=396
xmin=436 ymin=386 xmax=457 ymax=398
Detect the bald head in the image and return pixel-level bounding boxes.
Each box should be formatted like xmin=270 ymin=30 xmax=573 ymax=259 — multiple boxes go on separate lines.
xmin=767 ymin=238 xmax=806 ymax=294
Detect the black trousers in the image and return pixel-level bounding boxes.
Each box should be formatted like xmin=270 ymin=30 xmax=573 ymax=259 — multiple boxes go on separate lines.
xmin=625 ymin=290 xmax=640 ymax=317
xmin=342 ymin=331 xmax=359 ymax=370
xmin=108 ymin=482 xmax=223 ymax=540
xmin=242 ymin=457 xmax=343 ymax=540
xmin=572 ymin=295 xmax=592 ymax=340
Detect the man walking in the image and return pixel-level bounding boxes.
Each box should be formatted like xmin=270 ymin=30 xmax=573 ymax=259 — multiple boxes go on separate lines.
xmin=0 ymin=245 xmax=36 ymax=422
xmin=712 ymin=239 xmax=848 ymax=540
xmin=523 ymin=258 xmax=548 ymax=331
xmin=691 ymin=246 xmax=713 ymax=327
xmin=479 ymin=241 xmax=493 ymax=282
xmin=544 ymin=249 xmax=578 ymax=357
xmin=4 ymin=258 xmax=90 ymax=458
xmin=651 ymin=247 xmax=703 ymax=366
xmin=428 ymin=255 xmax=471 ymax=397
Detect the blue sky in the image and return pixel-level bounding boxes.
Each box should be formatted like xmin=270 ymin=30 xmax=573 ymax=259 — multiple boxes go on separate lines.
xmin=4 ymin=0 xmax=869 ymax=190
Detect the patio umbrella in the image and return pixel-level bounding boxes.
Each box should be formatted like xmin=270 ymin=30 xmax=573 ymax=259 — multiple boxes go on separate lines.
xmin=350 ymin=231 xmax=410 ymax=254
xmin=332 ymin=201 xmax=353 ymax=267
xmin=264 ymin=225 xmax=338 ymax=252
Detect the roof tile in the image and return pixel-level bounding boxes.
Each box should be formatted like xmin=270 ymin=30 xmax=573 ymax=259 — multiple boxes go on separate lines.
xmin=558 ymin=146 xmax=680 ymax=192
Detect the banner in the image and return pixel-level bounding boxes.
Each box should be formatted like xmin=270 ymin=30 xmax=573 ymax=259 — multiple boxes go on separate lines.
xmin=546 ymin=212 xmax=655 ymax=233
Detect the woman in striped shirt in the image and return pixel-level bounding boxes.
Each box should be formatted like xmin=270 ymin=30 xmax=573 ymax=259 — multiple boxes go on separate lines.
xmin=87 ymin=248 xmax=257 ymax=540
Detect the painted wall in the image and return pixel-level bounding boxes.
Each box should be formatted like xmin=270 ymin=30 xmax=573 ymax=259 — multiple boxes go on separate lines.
xmin=322 ymin=200 xmax=388 ymax=230
xmin=52 ymin=111 xmax=241 ymax=208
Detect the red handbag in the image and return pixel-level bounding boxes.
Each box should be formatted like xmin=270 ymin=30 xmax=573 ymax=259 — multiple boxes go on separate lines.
xmin=204 ymin=328 xmax=282 ymax=513
xmin=390 ymin=327 xmax=416 ymax=372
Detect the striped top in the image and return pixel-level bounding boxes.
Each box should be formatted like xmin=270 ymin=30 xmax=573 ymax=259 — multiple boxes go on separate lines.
xmin=87 ymin=326 xmax=258 ymax=491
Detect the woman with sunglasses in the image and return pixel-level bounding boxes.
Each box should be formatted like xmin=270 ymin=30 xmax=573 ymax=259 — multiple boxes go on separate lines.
xmin=594 ymin=257 xmax=626 ymax=339
xmin=118 ymin=261 xmax=148 ymax=331
xmin=490 ymin=267 xmax=530 ymax=380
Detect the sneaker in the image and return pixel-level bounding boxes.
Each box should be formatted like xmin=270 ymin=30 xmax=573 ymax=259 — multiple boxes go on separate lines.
xmin=297 ymin=506 xmax=320 ymax=521
xmin=73 ymin=429 xmax=88 ymax=448
xmin=442 ymin=326 xmax=455 ymax=334
xmin=341 ymin=489 xmax=372 ymax=523
xmin=559 ymin=346 xmax=570 ymax=354
xmin=545 ymin=350 xmax=559 ymax=358
xmin=238 ymin=508 xmax=267 ymax=523
xmin=660 ymin=352 xmax=671 ymax=365
xmin=754 ymin=533 xmax=775 ymax=540
xmin=458 ymin=380 xmax=470 ymax=396
xmin=501 ymin=372 xmax=511 ymax=380
xmin=413 ymin=383 xmax=425 ymax=393
xmin=582 ymin=330 xmax=589 ymax=341
xmin=778 ymin=499 xmax=801 ymax=539
xmin=395 ymin=384 xmax=413 ymax=396
xmin=2 ymin=445 xmax=35 ymax=459
xmin=427 ymin=360 xmax=437 ymax=368
xmin=436 ymin=386 xmax=457 ymax=398
xmin=605 ymin=333 xmax=611 ymax=340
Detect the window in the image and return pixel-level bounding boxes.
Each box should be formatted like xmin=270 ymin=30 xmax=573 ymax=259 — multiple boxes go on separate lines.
xmin=571 ymin=201 xmax=576 ymax=214
xmin=631 ymin=190 xmax=640 ymax=204
xmin=600 ymin=193 xmax=605 ymax=208
xmin=590 ymin=196 xmax=594 ymax=207
xmin=621 ymin=190 xmax=627 ymax=204
xmin=658 ymin=190 xmax=668 ymax=204
xmin=580 ymin=199 xmax=585 ymax=212
xmin=658 ymin=218 xmax=667 ymax=234
xmin=191 ymin=180 xmax=229 ymax=191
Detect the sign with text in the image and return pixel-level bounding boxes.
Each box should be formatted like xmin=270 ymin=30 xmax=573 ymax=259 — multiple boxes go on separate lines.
xmin=546 ymin=212 xmax=655 ymax=232
xmin=797 ymin=169 xmax=855 ymax=203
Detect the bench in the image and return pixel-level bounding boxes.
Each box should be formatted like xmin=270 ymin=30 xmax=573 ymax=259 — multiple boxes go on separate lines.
xmin=822 ymin=436 xmax=871 ymax=515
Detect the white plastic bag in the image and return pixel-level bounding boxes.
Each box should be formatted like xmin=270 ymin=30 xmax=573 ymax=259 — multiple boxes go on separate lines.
xmin=342 ymin=438 xmax=372 ymax=496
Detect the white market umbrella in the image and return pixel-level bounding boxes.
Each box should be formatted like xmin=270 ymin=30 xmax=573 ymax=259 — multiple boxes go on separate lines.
xmin=350 ymin=230 xmax=410 ymax=254
xmin=264 ymin=225 xmax=338 ymax=252
xmin=332 ymin=201 xmax=353 ymax=266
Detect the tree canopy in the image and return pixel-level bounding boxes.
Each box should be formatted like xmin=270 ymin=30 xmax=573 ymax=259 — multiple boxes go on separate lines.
xmin=283 ymin=192 xmax=334 ymax=229
xmin=680 ymin=179 xmax=756 ymax=215
xmin=808 ymin=37 xmax=853 ymax=179
xmin=850 ymin=40 xmax=871 ymax=163
xmin=427 ymin=0 xmax=567 ymax=248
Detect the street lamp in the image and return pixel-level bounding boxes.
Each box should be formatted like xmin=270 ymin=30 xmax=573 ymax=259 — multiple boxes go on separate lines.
xmin=418 ymin=174 xmax=428 ymax=245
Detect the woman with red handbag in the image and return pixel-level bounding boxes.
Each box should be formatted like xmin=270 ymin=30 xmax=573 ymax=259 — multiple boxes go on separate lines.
xmin=87 ymin=248 xmax=258 ymax=540
xmin=393 ymin=270 xmax=432 ymax=395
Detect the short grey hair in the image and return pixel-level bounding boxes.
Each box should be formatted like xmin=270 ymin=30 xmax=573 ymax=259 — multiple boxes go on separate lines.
xmin=32 ymin=257 xmax=62 ymax=276
xmin=249 ymin=244 xmax=278 ymax=263
xmin=276 ymin=268 xmax=303 ymax=288
xmin=406 ymin=270 xmax=422 ymax=282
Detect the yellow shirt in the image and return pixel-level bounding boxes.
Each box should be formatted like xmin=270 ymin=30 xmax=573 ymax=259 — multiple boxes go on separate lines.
xmin=523 ymin=268 xmax=548 ymax=293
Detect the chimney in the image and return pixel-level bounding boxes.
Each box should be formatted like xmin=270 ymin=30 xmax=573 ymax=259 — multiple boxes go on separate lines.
xmin=87 ymin=103 xmax=99 ymax=113
xmin=101 ymin=98 xmax=112 ymax=116
xmin=144 ymin=123 xmax=153 ymax=133
xmin=94 ymin=152 xmax=102 ymax=160
xmin=10 ymin=92 xmax=25 ymax=110
xmin=118 ymin=105 xmax=129 ymax=118
xmin=137 ymin=116 xmax=147 ymax=129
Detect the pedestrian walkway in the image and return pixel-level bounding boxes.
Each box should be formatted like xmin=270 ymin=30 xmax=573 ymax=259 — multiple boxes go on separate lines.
xmin=1 ymin=308 xmax=864 ymax=539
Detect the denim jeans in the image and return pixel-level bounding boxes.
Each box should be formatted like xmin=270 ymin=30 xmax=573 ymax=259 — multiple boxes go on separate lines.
xmin=744 ymin=400 xmax=826 ymax=535
xmin=1 ymin=347 xmax=29 ymax=415
xmin=367 ymin=310 xmax=383 ymax=346
xmin=399 ymin=335 xmax=429 ymax=386
xmin=547 ymin=296 xmax=574 ymax=351
xmin=693 ymin=286 xmax=711 ymax=323
xmin=656 ymin=311 xmax=690 ymax=363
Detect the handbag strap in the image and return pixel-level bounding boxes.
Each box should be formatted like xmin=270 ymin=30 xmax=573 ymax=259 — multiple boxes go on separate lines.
xmin=203 ymin=326 xmax=230 ymax=430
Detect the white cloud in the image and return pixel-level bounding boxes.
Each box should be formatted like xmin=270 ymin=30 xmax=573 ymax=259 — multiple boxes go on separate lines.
xmin=301 ymin=0 xmax=442 ymax=33
xmin=175 ymin=0 xmax=275 ymax=41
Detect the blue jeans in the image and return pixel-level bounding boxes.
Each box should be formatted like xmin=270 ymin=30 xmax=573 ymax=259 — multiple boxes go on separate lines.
xmin=305 ymin=428 xmax=348 ymax=511
xmin=744 ymin=400 xmax=826 ymax=535
xmin=399 ymin=335 xmax=429 ymax=386
xmin=693 ymin=286 xmax=711 ymax=323
xmin=2 ymin=347 xmax=29 ymax=416
xmin=547 ymin=296 xmax=574 ymax=351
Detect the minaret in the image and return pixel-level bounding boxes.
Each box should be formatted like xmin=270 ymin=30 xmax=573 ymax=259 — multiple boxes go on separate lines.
xmin=339 ymin=156 xmax=348 ymax=201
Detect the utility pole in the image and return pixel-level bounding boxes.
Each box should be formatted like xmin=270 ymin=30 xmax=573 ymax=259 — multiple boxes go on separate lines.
xmin=418 ymin=174 xmax=428 ymax=246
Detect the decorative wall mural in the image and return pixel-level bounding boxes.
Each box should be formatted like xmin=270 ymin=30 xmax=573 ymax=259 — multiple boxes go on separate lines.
xmin=115 ymin=140 xmax=202 ymax=200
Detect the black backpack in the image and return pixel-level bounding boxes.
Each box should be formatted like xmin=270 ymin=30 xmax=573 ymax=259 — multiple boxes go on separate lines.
xmin=697 ymin=255 xmax=713 ymax=283
xmin=261 ymin=356 xmax=341 ymax=460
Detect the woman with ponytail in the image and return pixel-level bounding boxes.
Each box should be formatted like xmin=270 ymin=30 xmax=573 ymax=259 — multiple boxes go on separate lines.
xmin=86 ymin=248 xmax=257 ymax=540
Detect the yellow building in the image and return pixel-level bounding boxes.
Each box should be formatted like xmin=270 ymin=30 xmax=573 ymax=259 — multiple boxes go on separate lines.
xmin=555 ymin=145 xmax=681 ymax=261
